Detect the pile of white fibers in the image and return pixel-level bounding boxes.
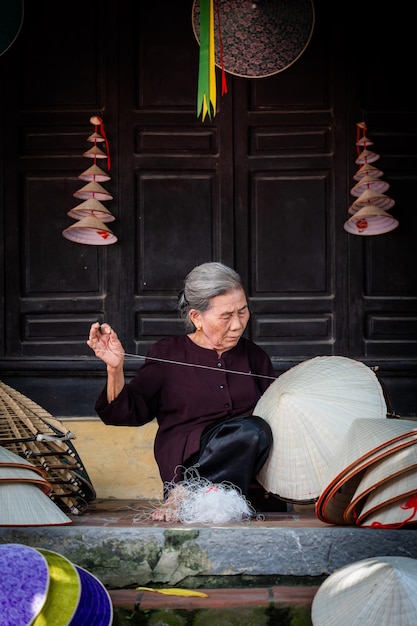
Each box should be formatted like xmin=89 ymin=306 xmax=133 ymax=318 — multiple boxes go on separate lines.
xmin=179 ymin=479 xmax=255 ymax=524
xmin=136 ymin=467 xmax=258 ymax=524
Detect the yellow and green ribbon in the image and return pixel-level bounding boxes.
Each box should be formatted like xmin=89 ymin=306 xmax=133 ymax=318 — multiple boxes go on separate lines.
xmin=197 ymin=0 xmax=216 ymax=121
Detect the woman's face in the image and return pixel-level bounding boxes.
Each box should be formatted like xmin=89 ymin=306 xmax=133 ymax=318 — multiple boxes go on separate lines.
xmin=190 ymin=288 xmax=250 ymax=354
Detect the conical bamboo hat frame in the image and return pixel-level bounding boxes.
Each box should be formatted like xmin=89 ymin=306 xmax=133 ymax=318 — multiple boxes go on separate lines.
xmin=0 ymin=380 xmax=96 ymax=515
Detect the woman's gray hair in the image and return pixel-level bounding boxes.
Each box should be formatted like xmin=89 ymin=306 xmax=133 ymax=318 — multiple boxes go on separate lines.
xmin=178 ymin=262 xmax=244 ymax=331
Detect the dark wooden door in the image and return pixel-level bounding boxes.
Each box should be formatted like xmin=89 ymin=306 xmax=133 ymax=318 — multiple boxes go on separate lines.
xmin=0 ymin=0 xmax=416 ymax=417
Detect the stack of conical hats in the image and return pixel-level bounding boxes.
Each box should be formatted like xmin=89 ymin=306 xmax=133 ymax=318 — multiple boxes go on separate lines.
xmin=0 ymin=544 xmax=113 ymax=624
xmin=315 ymin=417 xmax=417 ymax=528
xmin=62 ymin=116 xmax=117 ymax=245
xmin=0 ymin=446 xmax=72 ymax=525
xmin=0 ymin=380 xmax=96 ymax=516
xmin=344 ymin=121 xmax=399 ymax=235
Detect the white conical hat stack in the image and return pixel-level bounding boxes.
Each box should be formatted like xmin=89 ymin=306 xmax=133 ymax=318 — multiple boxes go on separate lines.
xmin=311 ymin=556 xmax=417 ymax=626
xmin=0 ymin=447 xmax=71 ymax=525
xmin=255 ymin=356 xmax=387 ymax=502
xmin=315 ymin=418 xmax=417 ymax=525
xmin=63 ymin=115 xmax=117 ymax=245
xmin=345 ymin=122 xmax=399 ymax=236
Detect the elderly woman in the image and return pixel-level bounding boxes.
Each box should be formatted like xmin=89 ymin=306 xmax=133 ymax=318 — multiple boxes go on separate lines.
xmin=87 ymin=262 xmax=276 ymax=520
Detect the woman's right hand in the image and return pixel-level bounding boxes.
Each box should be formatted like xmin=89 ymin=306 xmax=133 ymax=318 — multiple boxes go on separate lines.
xmin=87 ymin=322 xmax=125 ymax=369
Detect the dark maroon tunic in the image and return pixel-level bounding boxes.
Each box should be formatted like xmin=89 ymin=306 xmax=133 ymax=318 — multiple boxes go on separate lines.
xmin=95 ymin=335 xmax=275 ymax=485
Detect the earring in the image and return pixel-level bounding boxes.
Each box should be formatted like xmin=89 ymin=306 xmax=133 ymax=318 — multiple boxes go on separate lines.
xmin=197 ymin=326 xmax=202 ymax=331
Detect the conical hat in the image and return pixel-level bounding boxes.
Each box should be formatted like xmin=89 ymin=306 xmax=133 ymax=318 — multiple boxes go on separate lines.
xmin=0 ymin=544 xmax=49 ymax=625
xmin=0 ymin=445 xmax=46 ymax=476
xmin=34 ymin=549 xmax=81 ymax=626
xmin=73 ymin=181 xmax=113 ymax=201
xmin=344 ymin=205 xmax=399 ymax=236
xmin=255 ymin=356 xmax=387 ymax=502
xmin=356 ymin=135 xmax=373 ymax=147
xmin=67 ymin=198 xmax=115 ymax=222
xmin=344 ymin=443 xmax=417 ymax=523
xmin=351 ymin=175 xmax=389 ymax=196
xmin=349 ymin=189 xmax=395 ymax=213
xmin=0 ymin=482 xmax=72 ymax=525
xmin=0 ymin=465 xmax=52 ymax=492
xmin=311 ymin=556 xmax=417 ymax=626
xmin=78 ymin=164 xmax=110 ymax=182
xmin=355 ymin=467 xmax=417 ymax=526
xmin=355 ymin=148 xmax=380 ymax=164
xmin=315 ymin=419 xmax=417 ymax=524
xmin=353 ymin=163 xmax=383 ymax=180
xmin=62 ymin=216 xmax=118 ymax=245
xmin=360 ymin=493 xmax=417 ymax=528
xmin=87 ymin=132 xmax=105 ymax=143
xmin=73 ymin=565 xmax=114 ymax=625
xmin=82 ymin=145 xmax=107 ymax=159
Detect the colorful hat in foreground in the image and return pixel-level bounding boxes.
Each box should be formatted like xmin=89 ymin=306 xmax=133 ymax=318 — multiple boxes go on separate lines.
xmin=255 ymin=356 xmax=387 ymax=502
xmin=0 ymin=544 xmax=113 ymax=626
xmin=0 ymin=544 xmax=49 ymax=625
xmin=34 ymin=549 xmax=81 ymax=626
xmin=311 ymin=556 xmax=417 ymax=626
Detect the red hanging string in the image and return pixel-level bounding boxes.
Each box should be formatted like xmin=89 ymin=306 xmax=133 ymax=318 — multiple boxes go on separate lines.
xmin=93 ymin=116 xmax=111 ymax=171
xmin=215 ymin=0 xmax=227 ymax=95
xmin=356 ymin=121 xmax=367 ymax=157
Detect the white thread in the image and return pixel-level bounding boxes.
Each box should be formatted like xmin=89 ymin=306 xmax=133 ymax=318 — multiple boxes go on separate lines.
xmin=97 ymin=348 xmax=276 ymax=380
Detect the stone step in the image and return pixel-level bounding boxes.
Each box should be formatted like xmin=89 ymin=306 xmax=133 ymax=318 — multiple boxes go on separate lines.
xmin=1 ymin=499 xmax=417 ymax=591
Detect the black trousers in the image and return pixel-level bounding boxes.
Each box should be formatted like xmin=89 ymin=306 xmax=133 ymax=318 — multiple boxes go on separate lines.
xmin=184 ymin=415 xmax=273 ymax=498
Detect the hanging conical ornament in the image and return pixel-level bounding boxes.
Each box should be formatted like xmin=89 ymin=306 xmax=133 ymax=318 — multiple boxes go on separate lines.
xmin=349 ymin=189 xmax=395 ymax=214
xmin=353 ymin=162 xmax=384 ymax=181
xmin=78 ymin=164 xmax=110 ymax=182
xmin=87 ymin=131 xmax=105 ymax=142
xmin=67 ymin=198 xmax=115 ymax=223
xmin=351 ymin=175 xmax=390 ymax=197
xmin=62 ymin=216 xmax=118 ymax=245
xmin=73 ymin=181 xmax=113 ymax=201
xmin=344 ymin=205 xmax=399 ymax=235
xmin=82 ymin=145 xmax=107 ymax=159
xmin=356 ymin=135 xmax=373 ymax=147
xmin=355 ymin=149 xmax=380 ymax=165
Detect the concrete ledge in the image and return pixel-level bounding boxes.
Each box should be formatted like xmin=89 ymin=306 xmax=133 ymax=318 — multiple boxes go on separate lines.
xmin=2 ymin=522 xmax=417 ymax=588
